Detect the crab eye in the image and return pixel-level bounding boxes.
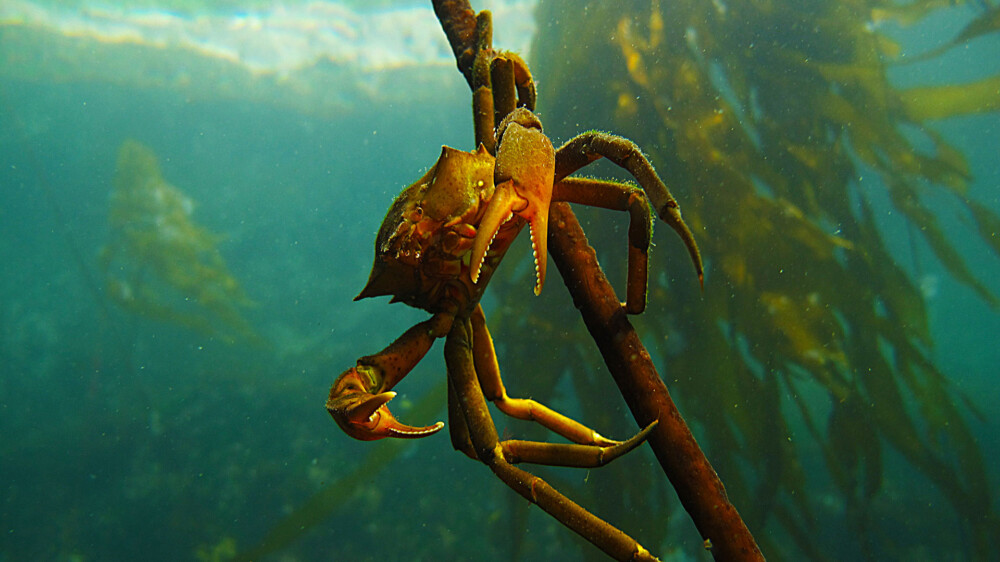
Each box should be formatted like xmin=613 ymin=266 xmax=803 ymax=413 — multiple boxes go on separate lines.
xmin=405 ymin=207 xmax=423 ymax=222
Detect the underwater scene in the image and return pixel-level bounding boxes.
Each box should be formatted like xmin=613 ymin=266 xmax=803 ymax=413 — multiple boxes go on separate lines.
xmin=2 ymin=0 xmax=999 ymax=560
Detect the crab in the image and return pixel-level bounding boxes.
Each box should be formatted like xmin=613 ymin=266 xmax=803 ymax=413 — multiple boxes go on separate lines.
xmin=326 ymin=8 xmax=702 ymax=561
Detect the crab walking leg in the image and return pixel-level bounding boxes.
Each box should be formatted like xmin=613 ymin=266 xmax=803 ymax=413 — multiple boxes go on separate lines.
xmin=500 ymin=421 xmax=657 ymax=468
xmin=488 ymin=51 xmax=535 ymax=112
xmin=468 ymin=11 xmax=535 ymax=155
xmin=471 ymin=12 xmax=497 ymax=153
xmin=463 ymin=306 xmax=658 ymax=466
xmin=490 ymin=57 xmax=518 ymax=125
xmin=447 ymin=375 xmax=478 ymax=461
xmin=444 ymin=317 xmax=657 ymax=562
xmin=554 ymin=132 xmax=704 ymax=287
xmin=470 ymin=306 xmax=616 ymax=446
xmin=507 ymin=51 xmax=536 ymax=111
xmin=449 ymin=371 xmax=657 ymax=468
xmin=552 ymin=177 xmax=653 ymax=314
xmin=473 ymin=85 xmax=497 ymax=154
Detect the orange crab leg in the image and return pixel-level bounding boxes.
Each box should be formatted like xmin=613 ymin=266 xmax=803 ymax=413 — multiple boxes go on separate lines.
xmin=469 ymin=305 xmax=620 ymax=446
xmin=443 ymin=316 xmax=657 ymax=562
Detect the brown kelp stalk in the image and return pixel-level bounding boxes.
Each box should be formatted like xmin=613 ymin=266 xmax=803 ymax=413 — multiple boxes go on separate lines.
xmin=432 ymin=1 xmax=762 ymax=559
xmin=548 ymin=203 xmax=761 ymax=560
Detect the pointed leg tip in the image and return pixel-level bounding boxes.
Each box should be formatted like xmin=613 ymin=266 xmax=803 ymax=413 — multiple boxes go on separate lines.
xmin=624 ymin=419 xmax=658 ymax=449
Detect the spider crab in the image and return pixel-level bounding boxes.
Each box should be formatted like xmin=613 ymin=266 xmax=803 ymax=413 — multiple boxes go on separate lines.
xmin=326 ymin=8 xmax=702 ymax=560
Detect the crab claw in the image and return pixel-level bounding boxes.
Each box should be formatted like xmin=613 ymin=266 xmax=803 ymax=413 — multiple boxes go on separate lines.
xmin=326 ymin=366 xmax=444 ymax=441
xmin=470 ymin=179 xmax=547 ymax=294
xmin=470 ymin=118 xmax=554 ymax=296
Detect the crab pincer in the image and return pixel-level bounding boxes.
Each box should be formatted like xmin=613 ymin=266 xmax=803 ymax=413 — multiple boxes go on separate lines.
xmin=470 ymin=108 xmax=555 ymax=295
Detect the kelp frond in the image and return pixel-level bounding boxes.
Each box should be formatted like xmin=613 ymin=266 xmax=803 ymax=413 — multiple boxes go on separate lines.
xmin=507 ymin=0 xmax=1000 ymax=559
xmin=102 ymin=139 xmax=262 ymax=344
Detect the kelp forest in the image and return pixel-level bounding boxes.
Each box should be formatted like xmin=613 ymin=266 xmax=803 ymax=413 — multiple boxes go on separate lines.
xmin=478 ymin=0 xmax=999 ymax=559
xmin=2 ymin=0 xmax=999 ymax=560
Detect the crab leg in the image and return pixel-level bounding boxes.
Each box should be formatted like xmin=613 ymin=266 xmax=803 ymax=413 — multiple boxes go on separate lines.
xmin=471 ymin=12 xmax=497 ymax=153
xmin=444 ymin=316 xmax=657 ymax=562
xmin=469 ymin=11 xmax=536 ymax=151
xmin=450 ymin=366 xmax=657 ymax=468
xmin=447 ymin=374 xmax=478 ymax=461
xmin=470 ymin=305 xmax=622 ymax=446
xmin=469 ymin=306 xmax=658 ymax=466
xmin=500 ymin=423 xmax=656 ymax=467
xmin=554 ymin=131 xmax=704 ymax=288
xmin=551 ymin=177 xmax=654 ymax=314
xmin=490 ymin=57 xmax=518 ymax=126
